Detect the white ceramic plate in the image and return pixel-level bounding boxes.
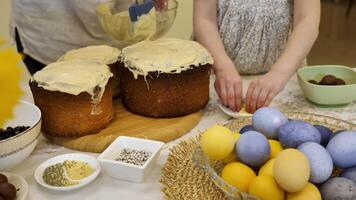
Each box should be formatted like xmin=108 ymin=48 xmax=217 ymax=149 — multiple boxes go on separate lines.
xmin=218 ymin=103 xmax=252 ymax=118
xmin=34 ymin=153 xmax=101 ymax=191
xmin=1 ymin=172 xmax=28 ymax=200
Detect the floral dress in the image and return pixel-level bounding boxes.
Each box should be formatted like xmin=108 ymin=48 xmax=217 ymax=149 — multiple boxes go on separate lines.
xmin=217 ymin=0 xmax=293 ymax=75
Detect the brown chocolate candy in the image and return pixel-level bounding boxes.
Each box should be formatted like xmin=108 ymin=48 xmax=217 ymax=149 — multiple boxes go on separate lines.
xmin=308 ymin=80 xmax=318 ymax=84
xmin=335 ymin=78 xmax=346 ymax=85
xmin=0 ymin=175 xmax=7 ymax=184
xmin=319 ymin=75 xmax=337 ymax=85
xmin=0 ymin=183 xmax=16 ymax=200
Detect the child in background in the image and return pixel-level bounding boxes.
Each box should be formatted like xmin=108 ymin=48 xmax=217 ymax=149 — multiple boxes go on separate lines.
xmin=194 ymin=0 xmax=320 ymax=113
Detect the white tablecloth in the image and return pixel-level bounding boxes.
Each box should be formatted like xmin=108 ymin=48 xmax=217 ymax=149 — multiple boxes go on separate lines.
xmin=10 ymin=73 xmax=356 ymax=200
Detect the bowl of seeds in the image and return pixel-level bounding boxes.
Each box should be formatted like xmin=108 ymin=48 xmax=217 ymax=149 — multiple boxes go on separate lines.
xmin=0 ymin=100 xmax=41 ymax=170
xmin=98 ymin=136 xmax=164 ymax=183
xmin=34 ymin=153 xmax=101 ymax=191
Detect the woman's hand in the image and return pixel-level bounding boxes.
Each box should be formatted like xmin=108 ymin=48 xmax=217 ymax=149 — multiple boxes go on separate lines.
xmin=194 ymin=0 xmax=243 ymax=111
xmin=246 ymin=69 xmax=290 ymax=113
xmin=214 ymin=59 xmax=243 ymax=112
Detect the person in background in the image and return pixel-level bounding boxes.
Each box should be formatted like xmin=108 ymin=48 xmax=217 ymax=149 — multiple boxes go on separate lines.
xmin=194 ymin=0 xmax=320 ymax=113
xmin=10 ymin=0 xmax=125 ymax=75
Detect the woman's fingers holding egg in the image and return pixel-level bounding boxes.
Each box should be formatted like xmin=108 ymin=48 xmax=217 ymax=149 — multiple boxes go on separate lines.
xmin=249 ymin=86 xmax=262 ymax=113
xmin=246 ymin=80 xmax=263 ymax=113
xmin=234 ymin=83 xmax=242 ymax=111
xmin=246 ymin=81 xmax=255 ymax=112
xmin=263 ymin=89 xmax=278 ymax=107
xmin=256 ymin=88 xmax=270 ymax=109
xmin=227 ymin=84 xmax=236 ymax=111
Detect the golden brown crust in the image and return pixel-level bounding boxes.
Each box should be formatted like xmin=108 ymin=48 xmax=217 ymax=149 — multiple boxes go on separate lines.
xmin=30 ymin=80 xmax=114 ymax=137
xmin=119 ymin=63 xmax=212 ymax=118
xmin=108 ymin=62 xmax=121 ymax=98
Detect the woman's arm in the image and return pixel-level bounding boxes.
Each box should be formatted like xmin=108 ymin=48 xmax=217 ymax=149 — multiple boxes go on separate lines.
xmin=194 ymin=0 xmax=243 ymax=111
xmin=246 ymin=0 xmax=320 ymax=113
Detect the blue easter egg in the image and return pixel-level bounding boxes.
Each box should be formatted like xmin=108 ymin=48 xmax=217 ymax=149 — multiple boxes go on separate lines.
xmin=329 ymin=129 xmax=346 ymax=141
xmin=252 ymin=107 xmax=288 ymax=139
xmin=278 ymin=120 xmax=321 ymax=148
xmin=341 ymin=166 xmax=356 ymax=183
xmin=321 ymin=177 xmax=356 ymax=200
xmin=327 ymin=130 xmax=356 ymax=168
xmin=236 ymin=131 xmax=270 ymax=167
xmin=334 ymin=130 xmax=347 ymax=134
xmin=239 ymin=124 xmax=255 ymax=134
xmin=298 ymin=142 xmax=333 ymax=183
xmin=314 ymin=125 xmax=333 ymax=147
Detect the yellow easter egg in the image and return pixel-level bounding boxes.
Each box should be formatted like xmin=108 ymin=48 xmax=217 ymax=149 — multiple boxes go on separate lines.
xmin=222 ymin=132 xmax=241 ymax=163
xmin=200 ymin=125 xmax=235 ymax=160
xmin=222 ymin=152 xmax=239 ymax=164
xmin=287 ymin=183 xmax=321 ymax=200
xmin=232 ymin=132 xmax=241 ymax=141
xmin=274 ymin=149 xmax=310 ymax=192
xmin=221 ymin=162 xmax=256 ymax=192
xmin=248 ymin=175 xmax=285 ymax=200
xmin=268 ymin=140 xmax=283 ymax=158
xmin=258 ymin=159 xmax=275 ymax=177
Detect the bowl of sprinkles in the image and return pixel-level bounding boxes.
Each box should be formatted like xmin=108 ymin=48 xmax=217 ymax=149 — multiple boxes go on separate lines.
xmin=98 ymin=136 xmax=164 ymax=183
xmin=34 ymin=153 xmax=101 ymax=191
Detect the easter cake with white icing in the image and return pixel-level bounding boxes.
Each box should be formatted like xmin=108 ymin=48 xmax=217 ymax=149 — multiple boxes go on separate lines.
xmin=58 ymin=45 xmax=121 ymax=97
xmin=30 ymin=60 xmax=114 ymax=137
xmin=119 ymin=38 xmax=213 ymax=117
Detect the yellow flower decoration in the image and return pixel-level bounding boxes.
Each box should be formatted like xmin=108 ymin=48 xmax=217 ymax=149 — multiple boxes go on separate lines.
xmin=0 ymin=41 xmax=23 ymax=127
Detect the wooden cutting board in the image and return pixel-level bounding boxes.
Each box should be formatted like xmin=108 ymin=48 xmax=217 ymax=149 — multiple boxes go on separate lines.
xmin=46 ymin=100 xmax=203 ymax=153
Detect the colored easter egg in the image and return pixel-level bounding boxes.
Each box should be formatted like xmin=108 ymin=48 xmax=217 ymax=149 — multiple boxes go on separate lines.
xmin=298 ymin=142 xmax=333 ymax=183
xmin=278 ymin=120 xmax=321 ymax=148
xmin=314 ymin=125 xmax=333 ymax=147
xmin=236 ymin=131 xmax=270 ymax=167
xmin=341 ymin=166 xmax=356 ymax=183
xmin=252 ymin=107 xmax=288 ymax=139
xmin=258 ymin=159 xmax=275 ymax=177
xmin=269 ymin=140 xmax=283 ymax=158
xmin=274 ymin=149 xmax=310 ymax=192
xmin=239 ymin=124 xmax=255 ymax=134
xmin=221 ymin=162 xmax=256 ymax=192
xmin=287 ymin=183 xmax=321 ymax=200
xmin=248 ymin=175 xmax=285 ymax=200
xmin=321 ymin=177 xmax=356 ymax=200
xmin=200 ymin=125 xmax=235 ymax=160
xmin=326 ymin=130 xmax=356 ymax=168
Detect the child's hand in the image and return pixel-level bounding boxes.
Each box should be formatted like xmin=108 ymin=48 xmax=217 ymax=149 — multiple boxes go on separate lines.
xmin=246 ymin=70 xmax=290 ymax=113
xmin=214 ymin=60 xmax=243 ymax=112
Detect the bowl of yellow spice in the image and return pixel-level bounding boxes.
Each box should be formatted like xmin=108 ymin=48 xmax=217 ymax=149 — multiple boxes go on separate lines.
xmin=34 ymin=153 xmax=101 ymax=191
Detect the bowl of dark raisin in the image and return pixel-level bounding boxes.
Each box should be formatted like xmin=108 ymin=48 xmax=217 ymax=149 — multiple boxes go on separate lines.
xmin=297 ymin=65 xmax=356 ymax=106
xmin=0 ymin=100 xmax=41 ymax=170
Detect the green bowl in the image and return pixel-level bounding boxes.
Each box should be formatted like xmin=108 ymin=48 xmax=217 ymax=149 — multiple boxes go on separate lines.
xmin=297 ymin=65 xmax=356 ymax=106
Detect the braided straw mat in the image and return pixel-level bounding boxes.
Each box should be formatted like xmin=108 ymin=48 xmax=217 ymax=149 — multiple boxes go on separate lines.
xmin=160 ymin=112 xmax=356 ymax=200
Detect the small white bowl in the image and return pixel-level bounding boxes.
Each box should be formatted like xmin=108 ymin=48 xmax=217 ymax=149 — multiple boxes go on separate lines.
xmin=98 ymin=136 xmax=164 ymax=183
xmin=0 ymin=100 xmax=42 ymax=170
xmin=34 ymin=153 xmax=101 ymax=191
xmin=0 ymin=172 xmax=28 ymax=200
xmin=218 ymin=103 xmax=252 ymax=118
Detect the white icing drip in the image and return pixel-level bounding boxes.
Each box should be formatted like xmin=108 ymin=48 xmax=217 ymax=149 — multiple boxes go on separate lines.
xmin=32 ymin=61 xmax=113 ymax=103
xmin=120 ymin=38 xmax=214 ymax=79
xmin=58 ymin=45 xmax=121 ymax=64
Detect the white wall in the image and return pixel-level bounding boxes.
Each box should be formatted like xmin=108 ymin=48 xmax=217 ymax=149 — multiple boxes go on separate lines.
xmin=0 ymin=0 xmax=11 ymax=41
xmin=165 ymin=0 xmax=193 ymax=39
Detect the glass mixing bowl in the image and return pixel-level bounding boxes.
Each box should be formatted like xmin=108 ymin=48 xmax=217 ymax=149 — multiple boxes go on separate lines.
xmin=96 ymin=0 xmax=177 ymax=44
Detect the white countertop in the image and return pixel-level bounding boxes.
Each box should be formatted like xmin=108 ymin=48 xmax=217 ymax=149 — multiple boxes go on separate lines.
xmin=9 ymin=73 xmax=356 ymax=200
